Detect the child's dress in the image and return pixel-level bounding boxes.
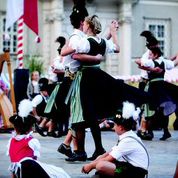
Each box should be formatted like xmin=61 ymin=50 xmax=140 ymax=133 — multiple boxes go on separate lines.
xmin=7 ymin=131 xmax=70 ymax=178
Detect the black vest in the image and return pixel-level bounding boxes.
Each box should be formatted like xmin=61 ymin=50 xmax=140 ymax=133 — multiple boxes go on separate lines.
xmin=148 ymin=60 xmax=165 ymax=80
xmin=87 ymin=37 xmax=106 ymax=56
xmin=36 ymin=95 xmax=47 ymax=117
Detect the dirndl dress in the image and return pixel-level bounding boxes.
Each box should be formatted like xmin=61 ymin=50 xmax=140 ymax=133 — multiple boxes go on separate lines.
xmin=144 ymin=60 xmax=178 ymax=117
xmin=68 ymin=65 xmax=149 ymax=125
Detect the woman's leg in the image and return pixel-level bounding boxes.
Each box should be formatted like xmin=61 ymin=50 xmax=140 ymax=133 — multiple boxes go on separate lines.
xmin=57 ymin=130 xmax=73 ymax=157
xmin=159 ymin=111 xmax=171 ymax=140
xmin=88 ymin=122 xmax=105 ymax=160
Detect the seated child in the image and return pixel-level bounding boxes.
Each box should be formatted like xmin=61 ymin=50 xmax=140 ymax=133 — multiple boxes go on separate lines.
xmin=32 ymin=78 xmax=57 ymax=137
xmin=82 ymin=102 xmax=149 ymax=178
xmin=7 ymin=99 xmax=70 ymax=178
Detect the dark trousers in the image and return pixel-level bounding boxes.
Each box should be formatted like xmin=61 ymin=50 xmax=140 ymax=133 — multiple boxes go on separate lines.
xmin=115 ymin=161 xmax=148 ymax=178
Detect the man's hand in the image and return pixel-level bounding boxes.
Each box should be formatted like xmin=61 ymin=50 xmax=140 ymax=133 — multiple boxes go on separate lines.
xmin=139 ymin=65 xmax=163 ymax=73
xmin=95 ymin=54 xmax=104 ymax=61
xmin=135 ymin=58 xmax=141 ymax=65
xmin=81 ymin=164 xmax=93 ymax=174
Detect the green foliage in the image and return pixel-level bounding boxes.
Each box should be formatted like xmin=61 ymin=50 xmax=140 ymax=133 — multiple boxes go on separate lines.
xmin=24 ymin=55 xmax=44 ymax=74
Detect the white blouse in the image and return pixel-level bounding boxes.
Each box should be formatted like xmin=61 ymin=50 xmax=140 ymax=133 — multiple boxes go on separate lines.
xmin=32 ymin=94 xmax=48 ymax=107
xmin=74 ymin=36 xmax=116 ymax=55
xmin=141 ymin=55 xmax=174 ymax=70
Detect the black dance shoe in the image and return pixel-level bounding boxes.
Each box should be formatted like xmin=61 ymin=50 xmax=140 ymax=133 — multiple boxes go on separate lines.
xmin=57 ymin=143 xmax=73 ymax=157
xmin=65 ymin=151 xmax=87 ymax=162
xmin=47 ymin=131 xmax=59 ymax=138
xmin=87 ymin=148 xmax=106 ymax=161
xmin=35 ymin=124 xmax=47 ymax=137
xmin=137 ymin=130 xmax=153 ymax=141
xmin=160 ymin=132 xmax=171 ymax=141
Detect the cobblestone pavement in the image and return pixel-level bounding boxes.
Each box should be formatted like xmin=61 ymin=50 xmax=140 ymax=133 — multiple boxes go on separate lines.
xmin=0 ymin=130 xmax=178 ymax=178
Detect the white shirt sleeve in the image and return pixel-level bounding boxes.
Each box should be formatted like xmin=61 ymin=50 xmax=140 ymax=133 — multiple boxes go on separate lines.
xmin=109 ymin=139 xmax=136 ymax=161
xmin=164 ymin=59 xmax=175 ymax=70
xmin=73 ymin=38 xmax=90 ymax=54
xmin=28 ymin=138 xmax=41 ymax=158
xmin=32 ymin=95 xmax=43 ymax=107
xmin=68 ymin=35 xmax=90 ymax=54
xmin=141 ymin=60 xmax=155 ymax=68
xmin=140 ymin=50 xmax=155 ymax=68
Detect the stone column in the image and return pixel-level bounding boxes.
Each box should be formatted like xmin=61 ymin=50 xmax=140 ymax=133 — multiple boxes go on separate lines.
xmin=118 ymin=1 xmax=133 ymax=76
xmin=42 ymin=0 xmax=64 ymax=68
xmin=50 ymin=0 xmax=64 ymax=60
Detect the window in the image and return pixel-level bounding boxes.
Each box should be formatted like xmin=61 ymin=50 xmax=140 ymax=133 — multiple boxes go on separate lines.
xmin=0 ymin=16 xmax=17 ymax=57
xmin=144 ymin=17 xmax=171 ymax=58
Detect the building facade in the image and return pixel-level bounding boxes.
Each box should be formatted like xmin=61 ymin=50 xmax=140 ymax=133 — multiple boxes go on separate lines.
xmin=0 ymin=0 xmax=178 ymax=76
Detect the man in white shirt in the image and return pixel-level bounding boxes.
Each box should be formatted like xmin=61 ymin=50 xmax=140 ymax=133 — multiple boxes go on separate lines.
xmin=82 ymin=102 xmax=149 ymax=178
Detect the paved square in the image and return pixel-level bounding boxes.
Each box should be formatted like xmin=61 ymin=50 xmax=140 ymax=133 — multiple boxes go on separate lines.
xmin=0 ymin=130 xmax=177 ymax=178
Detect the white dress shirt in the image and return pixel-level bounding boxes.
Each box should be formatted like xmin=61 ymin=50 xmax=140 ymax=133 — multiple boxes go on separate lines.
xmin=62 ymin=29 xmax=86 ymax=73
xmin=109 ymin=130 xmax=149 ymax=170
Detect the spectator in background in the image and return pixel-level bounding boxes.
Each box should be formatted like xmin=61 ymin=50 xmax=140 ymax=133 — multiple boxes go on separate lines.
xmin=27 ymin=71 xmax=40 ymax=100
xmin=45 ymin=36 xmax=69 ymax=137
xmin=32 ymin=78 xmax=58 ymax=137
xmin=48 ymin=36 xmax=65 ymax=85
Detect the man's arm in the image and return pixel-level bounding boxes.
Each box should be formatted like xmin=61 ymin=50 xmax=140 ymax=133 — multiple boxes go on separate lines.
xmin=135 ymin=58 xmax=163 ymax=73
xmin=139 ymin=66 xmax=163 ymax=73
xmin=61 ymin=45 xmax=75 ymax=56
xmin=72 ymin=53 xmax=104 ymax=63
xmin=110 ymin=21 xmax=120 ymax=53
xmin=105 ymin=20 xmax=119 ymax=40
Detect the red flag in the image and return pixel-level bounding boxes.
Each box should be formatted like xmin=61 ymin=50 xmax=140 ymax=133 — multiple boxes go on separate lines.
xmin=6 ymin=0 xmax=40 ymax=42
xmin=23 ymin=0 xmax=39 ymax=36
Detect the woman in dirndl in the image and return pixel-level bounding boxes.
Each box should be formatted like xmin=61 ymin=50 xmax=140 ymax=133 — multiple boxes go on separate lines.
xmin=136 ymin=46 xmax=178 ymax=140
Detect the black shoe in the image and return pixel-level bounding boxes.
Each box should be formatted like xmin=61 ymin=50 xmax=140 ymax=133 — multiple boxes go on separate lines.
xmin=35 ymin=125 xmax=47 ymax=137
xmin=148 ymin=130 xmax=154 ymax=138
xmin=160 ymin=132 xmax=171 ymax=141
xmin=137 ymin=130 xmax=153 ymax=141
xmin=65 ymin=151 xmax=87 ymax=162
xmin=87 ymin=149 xmax=106 ymax=161
xmin=57 ymin=143 xmax=73 ymax=157
xmin=47 ymin=131 xmax=59 ymax=138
